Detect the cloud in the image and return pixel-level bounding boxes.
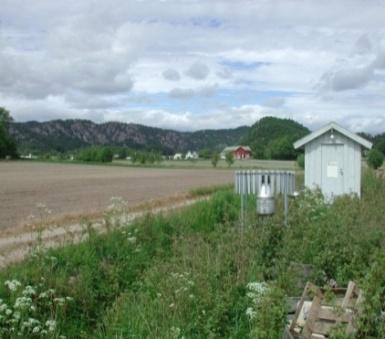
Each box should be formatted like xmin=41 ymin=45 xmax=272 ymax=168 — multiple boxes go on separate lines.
xmin=1 ymin=0 xmax=385 ymax=134
xmin=185 ymin=62 xmax=210 ymax=80
xmin=216 ymin=68 xmax=232 ymax=79
xmin=263 ymin=97 xmax=285 ymax=108
xmin=354 ymin=34 xmax=372 ymax=54
xmin=169 ymin=84 xmax=218 ymax=99
xmin=162 ymin=68 xmax=180 ymax=81
xmin=320 ymin=65 xmax=374 ymax=91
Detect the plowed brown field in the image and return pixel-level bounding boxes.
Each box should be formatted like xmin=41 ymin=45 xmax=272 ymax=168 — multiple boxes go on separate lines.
xmin=0 ymin=162 xmax=233 ymax=230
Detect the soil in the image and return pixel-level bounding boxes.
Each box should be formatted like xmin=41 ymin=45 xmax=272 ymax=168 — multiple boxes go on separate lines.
xmin=0 ymin=161 xmax=233 ymax=230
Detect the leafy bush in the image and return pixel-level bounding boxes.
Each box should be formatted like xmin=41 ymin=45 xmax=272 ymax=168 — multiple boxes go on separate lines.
xmin=130 ymin=150 xmax=162 ymax=164
xmin=76 ymin=146 xmax=113 ymax=162
xmin=367 ymin=148 xmax=384 ymax=169
xmin=225 ymin=151 xmax=234 ymax=167
xmin=296 ymin=153 xmax=304 ymax=169
xmin=0 ymin=107 xmax=17 ymax=159
xmin=211 ymin=152 xmax=220 ymax=167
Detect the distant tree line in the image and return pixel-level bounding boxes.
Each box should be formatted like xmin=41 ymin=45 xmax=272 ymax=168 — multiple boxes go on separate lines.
xmin=241 ymin=117 xmax=309 ymax=160
xmin=0 ymin=107 xmax=17 ymax=159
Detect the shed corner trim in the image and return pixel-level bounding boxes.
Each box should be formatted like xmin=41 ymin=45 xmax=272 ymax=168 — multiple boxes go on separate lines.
xmin=293 ymin=122 xmax=373 ymax=150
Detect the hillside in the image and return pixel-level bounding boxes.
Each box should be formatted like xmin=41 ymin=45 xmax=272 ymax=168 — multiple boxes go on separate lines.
xmin=241 ymin=116 xmax=310 ymax=159
xmin=9 ymin=120 xmax=249 ymax=154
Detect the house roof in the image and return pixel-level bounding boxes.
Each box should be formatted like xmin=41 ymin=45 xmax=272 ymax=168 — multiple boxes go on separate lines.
xmin=293 ymin=122 xmax=372 ymax=149
xmin=222 ymin=145 xmax=251 ymax=152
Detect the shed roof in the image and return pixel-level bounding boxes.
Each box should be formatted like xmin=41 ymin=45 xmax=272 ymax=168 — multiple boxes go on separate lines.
xmin=293 ymin=122 xmax=372 ymax=149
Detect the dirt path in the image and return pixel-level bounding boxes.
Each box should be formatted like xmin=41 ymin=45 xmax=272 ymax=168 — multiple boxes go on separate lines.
xmin=0 ymin=194 xmax=207 ymax=268
xmin=0 ymin=161 xmax=233 ymax=230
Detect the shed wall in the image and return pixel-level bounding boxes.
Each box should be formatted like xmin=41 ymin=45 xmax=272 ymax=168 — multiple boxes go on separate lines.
xmin=304 ymin=130 xmax=362 ymax=197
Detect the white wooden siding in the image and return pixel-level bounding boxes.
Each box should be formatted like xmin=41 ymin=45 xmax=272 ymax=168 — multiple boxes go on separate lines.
xmin=304 ymin=130 xmax=362 ymax=197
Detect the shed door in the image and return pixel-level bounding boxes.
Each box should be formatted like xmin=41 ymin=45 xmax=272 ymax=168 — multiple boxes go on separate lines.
xmin=321 ymin=144 xmax=344 ymax=198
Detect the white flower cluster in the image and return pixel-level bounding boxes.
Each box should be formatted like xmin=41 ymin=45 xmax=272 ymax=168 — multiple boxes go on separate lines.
xmin=170 ymin=326 xmax=186 ymax=339
xmin=4 ymin=280 xmax=22 ymax=292
xmin=170 ymin=272 xmax=195 ymax=298
xmin=0 ymin=279 xmax=72 ymax=338
xmin=121 ymin=227 xmax=141 ymax=252
xmin=107 ymin=196 xmax=128 ymax=213
xmin=245 ymin=282 xmax=270 ymax=320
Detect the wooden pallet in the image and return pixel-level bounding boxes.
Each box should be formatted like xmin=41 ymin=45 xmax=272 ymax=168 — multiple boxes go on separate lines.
xmin=287 ymin=281 xmax=363 ymax=339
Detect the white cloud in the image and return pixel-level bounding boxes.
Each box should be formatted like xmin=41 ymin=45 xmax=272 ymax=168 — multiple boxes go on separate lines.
xmin=0 ymin=0 xmax=385 ymax=133
xmin=162 ymin=68 xmax=180 ymax=81
xmin=185 ymin=62 xmax=210 ymax=80
xmin=169 ymin=84 xmax=217 ymax=99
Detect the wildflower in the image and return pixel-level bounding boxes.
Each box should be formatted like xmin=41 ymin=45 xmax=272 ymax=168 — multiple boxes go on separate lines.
xmin=5 ymin=280 xmax=22 ymax=292
xmin=22 ymin=285 xmax=36 ymax=297
xmin=246 ymin=307 xmax=256 ymax=320
xmin=32 ymin=326 xmax=40 ymax=334
xmin=54 ymin=297 xmax=65 ymax=306
xmin=169 ymin=303 xmax=175 ymax=308
xmin=45 ymin=319 xmax=56 ymax=332
xmin=127 ymin=236 xmax=137 ymax=244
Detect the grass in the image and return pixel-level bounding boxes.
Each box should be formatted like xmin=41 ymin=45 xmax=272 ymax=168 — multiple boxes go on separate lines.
xmin=188 ymin=183 xmax=233 ymax=197
xmin=0 ymin=170 xmax=384 ymax=338
xmin=18 ymin=157 xmax=297 ymax=171
xmin=114 ymin=158 xmax=297 ymax=170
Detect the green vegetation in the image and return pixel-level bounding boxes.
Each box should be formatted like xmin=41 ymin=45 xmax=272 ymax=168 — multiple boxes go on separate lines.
xmin=241 ymin=116 xmax=309 ymax=160
xmin=367 ymin=148 xmax=384 ymax=169
xmin=76 ymin=146 xmax=114 ymax=162
xmin=10 ymin=119 xmax=248 ymax=155
xmin=189 ymin=183 xmax=233 ymax=197
xmin=225 ymin=151 xmax=234 ymax=167
xmin=0 ymin=107 xmax=17 ymax=159
xmin=296 ymin=153 xmax=304 ymax=169
xmin=130 ymin=150 xmax=162 ymax=164
xmin=211 ymin=152 xmax=220 ymax=167
xmin=0 ymin=171 xmax=384 ymax=338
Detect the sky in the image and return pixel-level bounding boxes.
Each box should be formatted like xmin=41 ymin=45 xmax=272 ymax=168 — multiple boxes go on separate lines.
xmin=1 ymin=0 xmax=385 ymax=133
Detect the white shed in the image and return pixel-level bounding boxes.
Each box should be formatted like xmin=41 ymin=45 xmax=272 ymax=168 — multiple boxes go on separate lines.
xmin=293 ymin=122 xmax=372 ymax=198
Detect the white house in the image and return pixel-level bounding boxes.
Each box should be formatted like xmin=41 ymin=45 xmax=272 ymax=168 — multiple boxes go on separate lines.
xmin=185 ymin=151 xmax=198 ymax=160
xmin=294 ymin=122 xmax=372 ymax=199
xmin=173 ymin=153 xmax=183 ymax=160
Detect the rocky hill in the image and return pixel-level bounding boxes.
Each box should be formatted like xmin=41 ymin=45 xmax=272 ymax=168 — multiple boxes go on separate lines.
xmin=10 ymin=119 xmax=249 ymax=154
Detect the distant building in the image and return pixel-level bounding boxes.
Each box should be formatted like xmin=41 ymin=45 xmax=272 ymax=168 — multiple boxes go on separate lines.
xmin=221 ymin=146 xmax=252 ymax=160
xmin=185 ymin=151 xmax=198 ymax=160
xmin=173 ymin=153 xmax=183 ymax=160
xmin=294 ymin=122 xmax=372 ymax=199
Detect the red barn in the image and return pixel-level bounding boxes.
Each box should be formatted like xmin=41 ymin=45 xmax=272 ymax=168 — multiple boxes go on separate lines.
xmin=221 ymin=146 xmax=252 ymax=160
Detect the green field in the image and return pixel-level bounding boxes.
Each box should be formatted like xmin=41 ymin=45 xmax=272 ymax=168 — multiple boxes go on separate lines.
xmin=114 ymin=158 xmax=297 ymax=170
xmin=0 ymin=172 xmax=384 ymax=338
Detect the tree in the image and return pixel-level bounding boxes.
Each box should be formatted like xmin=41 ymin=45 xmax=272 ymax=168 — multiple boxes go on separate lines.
xmin=211 ymin=152 xmax=220 ymax=168
xmin=0 ymin=107 xmax=17 ymax=159
xmin=198 ymin=148 xmax=212 ymax=159
xmin=297 ymin=154 xmax=305 ymax=169
xmin=225 ymin=151 xmax=234 ymax=167
xmin=367 ymin=149 xmax=384 ymax=169
xmin=375 ymin=138 xmax=385 ymax=156
xmin=268 ymin=137 xmax=297 ymax=160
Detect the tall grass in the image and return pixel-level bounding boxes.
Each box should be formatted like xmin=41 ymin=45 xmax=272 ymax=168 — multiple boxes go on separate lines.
xmin=0 ymin=170 xmax=384 ymax=338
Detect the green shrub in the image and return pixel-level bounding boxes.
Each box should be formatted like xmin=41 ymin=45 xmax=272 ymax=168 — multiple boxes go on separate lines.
xmin=211 ymin=152 xmax=220 ymax=167
xmin=225 ymin=151 xmax=234 ymax=167
xmin=367 ymin=148 xmax=384 ymax=169
xmin=296 ymin=153 xmax=304 ymax=169
xmin=76 ymin=146 xmax=114 ymax=162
